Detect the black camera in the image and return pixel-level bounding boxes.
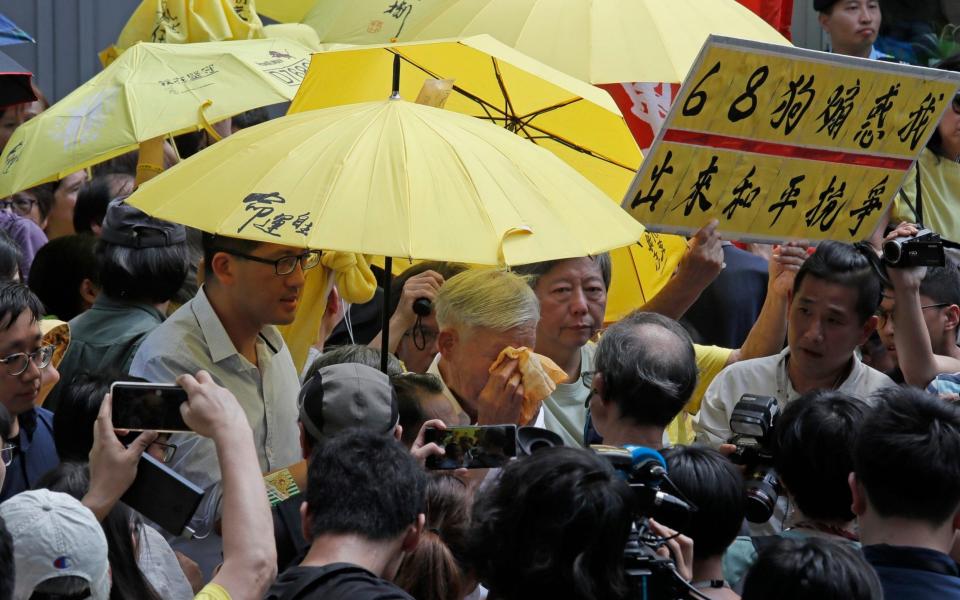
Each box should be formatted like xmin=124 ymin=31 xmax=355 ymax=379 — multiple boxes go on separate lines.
xmin=883 ymin=228 xmax=945 ymax=268
xmin=728 ymin=394 xmax=782 ymax=524
xmin=593 ymin=445 xmax=699 ymax=599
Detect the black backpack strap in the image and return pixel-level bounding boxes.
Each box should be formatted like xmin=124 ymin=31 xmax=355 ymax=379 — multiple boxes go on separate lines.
xmin=275 ymin=564 xmax=372 ymax=600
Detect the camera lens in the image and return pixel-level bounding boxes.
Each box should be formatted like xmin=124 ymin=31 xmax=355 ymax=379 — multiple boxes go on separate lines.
xmin=882 ymin=240 xmax=903 ymax=265
xmin=743 ymin=467 xmax=781 ymax=523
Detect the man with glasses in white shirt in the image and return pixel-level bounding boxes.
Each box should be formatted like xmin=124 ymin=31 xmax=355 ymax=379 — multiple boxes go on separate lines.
xmin=0 ymin=283 xmax=58 ymax=501
xmin=130 ymin=233 xmax=317 ymax=571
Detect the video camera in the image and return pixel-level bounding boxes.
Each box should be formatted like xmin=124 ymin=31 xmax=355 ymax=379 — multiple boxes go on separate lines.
xmin=727 ymin=394 xmax=781 ymax=524
xmin=592 ymin=445 xmax=705 ymax=599
xmin=883 ymin=228 xmax=945 ymax=268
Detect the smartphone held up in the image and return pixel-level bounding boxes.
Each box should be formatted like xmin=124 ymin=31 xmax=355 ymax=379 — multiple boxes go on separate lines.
xmin=110 ymin=381 xmax=190 ymax=433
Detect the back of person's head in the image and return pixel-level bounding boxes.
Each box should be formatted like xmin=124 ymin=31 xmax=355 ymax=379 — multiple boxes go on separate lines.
xmin=774 ymin=390 xmax=868 ymax=523
xmin=53 ymin=372 xmax=115 ymax=462
xmin=0 ymin=515 xmax=11 ymax=600
xmin=303 ymin=344 xmax=403 ymax=379
xmin=793 ymin=241 xmax=880 ymax=324
xmin=919 ymin=260 xmax=960 ymax=307
xmin=512 ymin=253 xmax=613 ymax=291
xmin=388 ymin=261 xmax=467 ymax=316
xmin=0 ymin=489 xmax=110 ymax=600
xmin=435 ymin=269 xmax=539 ymax=333
xmin=0 ymin=231 xmax=22 ymax=282
xmin=395 ymin=474 xmax=473 ymax=600
xmin=35 ymin=462 xmax=161 ymax=600
xmin=96 ymin=199 xmax=188 ymax=304
xmin=0 ymin=282 xmax=44 ymax=329
xmin=661 ymin=445 xmax=744 ymax=559
xmin=593 ymin=311 xmax=698 ymax=427
xmin=392 ymin=372 xmax=445 ymax=447
xmin=468 ymin=447 xmax=632 ymax=600
xmin=298 ymin=363 xmax=399 ymax=449
xmin=73 ymin=174 xmax=134 ymax=235
xmin=0 ymin=402 xmax=10 ymax=443
xmin=926 ymin=54 xmax=960 ymax=157
xmin=305 ymin=429 xmax=426 ymax=541
xmin=854 ymin=386 xmax=960 ymax=525
xmin=742 ymin=537 xmax=882 ymax=600
xmin=201 ymin=233 xmax=262 ymax=282
xmin=27 ymin=235 xmax=98 ymax=320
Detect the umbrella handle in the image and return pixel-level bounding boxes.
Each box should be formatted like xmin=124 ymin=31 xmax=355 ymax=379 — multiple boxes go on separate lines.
xmin=135 ymin=136 xmax=165 ymax=186
xmin=199 ymin=99 xmax=224 ymax=143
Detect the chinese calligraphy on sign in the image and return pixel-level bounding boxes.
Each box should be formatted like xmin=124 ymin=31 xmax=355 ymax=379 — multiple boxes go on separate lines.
xmin=621 ymin=35 xmax=960 ymax=243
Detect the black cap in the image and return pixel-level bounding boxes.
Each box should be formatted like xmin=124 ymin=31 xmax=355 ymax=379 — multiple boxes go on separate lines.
xmin=99 ymin=198 xmax=186 ymax=248
xmin=814 ymin=0 xmax=840 ymax=11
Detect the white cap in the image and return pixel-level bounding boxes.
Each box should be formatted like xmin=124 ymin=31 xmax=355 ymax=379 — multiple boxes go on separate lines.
xmin=0 ymin=489 xmax=111 ymax=600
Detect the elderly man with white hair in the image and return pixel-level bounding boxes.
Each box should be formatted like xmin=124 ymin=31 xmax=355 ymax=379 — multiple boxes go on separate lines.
xmin=429 ymin=269 xmax=542 ymax=427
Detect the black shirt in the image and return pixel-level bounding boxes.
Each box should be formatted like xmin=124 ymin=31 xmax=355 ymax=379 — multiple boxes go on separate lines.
xmin=864 ymin=544 xmax=960 ymax=600
xmin=264 ymin=563 xmax=415 ymax=600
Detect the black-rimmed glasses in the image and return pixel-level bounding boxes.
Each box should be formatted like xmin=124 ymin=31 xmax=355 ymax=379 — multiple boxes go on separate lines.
xmin=0 ymin=196 xmax=36 ymax=217
xmin=0 ymin=345 xmax=54 ymax=376
xmin=876 ymin=303 xmax=950 ymax=328
xmin=150 ymin=441 xmax=177 ymax=464
xmin=216 ymin=248 xmax=321 ymax=276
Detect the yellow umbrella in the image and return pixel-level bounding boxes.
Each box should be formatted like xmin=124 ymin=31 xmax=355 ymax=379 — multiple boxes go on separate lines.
xmin=289 ymin=34 xmax=684 ymax=318
xmin=0 ymin=38 xmax=315 ymax=198
xmin=127 ymin=96 xmax=645 ymax=369
xmin=289 ymin=35 xmax=640 ymax=219
xmin=282 ymin=0 xmax=790 ymax=84
xmin=128 ymin=98 xmax=644 ymax=264
xmin=101 ymin=0 xmax=265 ymax=66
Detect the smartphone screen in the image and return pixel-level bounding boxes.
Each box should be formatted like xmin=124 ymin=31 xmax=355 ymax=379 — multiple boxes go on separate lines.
xmin=111 ymin=382 xmax=190 ymax=433
xmin=424 ymin=425 xmax=517 ymax=470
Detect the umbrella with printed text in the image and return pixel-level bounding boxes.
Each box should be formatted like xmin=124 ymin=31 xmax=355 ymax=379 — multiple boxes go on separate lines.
xmin=127 ymin=71 xmax=645 ymax=369
xmin=0 ymin=38 xmax=315 ymax=197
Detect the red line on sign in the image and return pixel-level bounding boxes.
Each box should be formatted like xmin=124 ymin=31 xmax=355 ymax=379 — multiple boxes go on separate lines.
xmin=662 ymin=129 xmax=913 ymax=171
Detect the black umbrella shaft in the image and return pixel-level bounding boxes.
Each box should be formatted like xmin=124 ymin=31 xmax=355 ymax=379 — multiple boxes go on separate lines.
xmin=381 ymin=256 xmax=393 ymax=373
xmin=392 ymin=54 xmax=401 ymax=96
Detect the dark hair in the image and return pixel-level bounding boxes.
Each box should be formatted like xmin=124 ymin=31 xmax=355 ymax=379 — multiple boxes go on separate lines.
xmin=774 ymin=390 xmax=868 ymax=522
xmin=0 ymin=515 xmax=11 ymax=600
xmin=792 ymin=241 xmax=881 ymax=323
xmin=926 ymin=54 xmax=960 ymax=158
xmin=90 ymin=151 xmax=138 ymax=178
xmin=306 ymin=429 xmax=426 ymax=540
xmin=53 ymin=372 xmax=116 ymax=462
xmin=304 ymin=344 xmax=403 ymax=380
xmin=0 ymin=231 xmax=22 ymax=282
xmin=661 ymin=445 xmax=744 ymax=558
xmin=35 ymin=462 xmax=162 ymax=600
xmin=96 ymin=238 xmax=189 ymax=304
xmin=392 ymin=373 xmax=445 ymax=447
xmin=593 ymin=311 xmax=698 ymax=427
xmin=27 ymin=235 xmax=98 ymax=320
xmin=468 ymin=447 xmax=632 ymax=600
xmin=200 ymin=233 xmax=262 ymax=281
xmin=919 ymin=260 xmax=960 ymax=307
xmin=742 ymin=537 xmax=882 ymax=600
xmin=388 ymin=261 xmax=468 ymax=317
xmin=512 ymin=254 xmax=613 ymax=291
xmin=0 ymin=403 xmax=10 ymax=442
xmin=0 ymin=282 xmax=44 ymax=330
xmin=855 ymin=386 xmax=960 ymax=524
xmin=231 ymin=107 xmax=269 ymax=131
xmin=74 ymin=175 xmax=134 ymax=234
xmin=395 ymin=474 xmax=472 ymax=600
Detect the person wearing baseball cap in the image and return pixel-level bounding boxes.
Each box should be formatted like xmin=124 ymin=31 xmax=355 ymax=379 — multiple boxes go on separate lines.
xmin=0 ymin=488 xmax=111 ymax=600
xmin=272 ymin=362 xmax=402 ymax=570
xmin=46 ymin=198 xmax=188 ymax=411
xmin=816 ymin=0 xmax=890 ymax=60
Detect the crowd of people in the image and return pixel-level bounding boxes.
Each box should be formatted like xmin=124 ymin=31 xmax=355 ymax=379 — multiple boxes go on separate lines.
xmin=1 ymin=1 xmax=960 ymax=599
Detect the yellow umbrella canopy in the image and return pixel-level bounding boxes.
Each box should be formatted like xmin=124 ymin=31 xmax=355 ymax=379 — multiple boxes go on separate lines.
xmin=127 ymin=98 xmax=645 ymax=266
xmin=289 ymin=35 xmax=641 ymax=212
xmin=278 ymin=0 xmax=790 ymax=84
xmin=101 ymin=0 xmax=265 ymax=66
xmin=0 ymin=38 xmax=315 ymax=198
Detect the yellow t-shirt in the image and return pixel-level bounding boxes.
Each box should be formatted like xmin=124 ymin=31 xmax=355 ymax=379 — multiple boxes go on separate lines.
xmin=667 ymin=344 xmax=733 ymax=445
xmin=893 ymin=148 xmax=960 ymax=242
xmin=195 ymin=583 xmax=231 ymax=600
